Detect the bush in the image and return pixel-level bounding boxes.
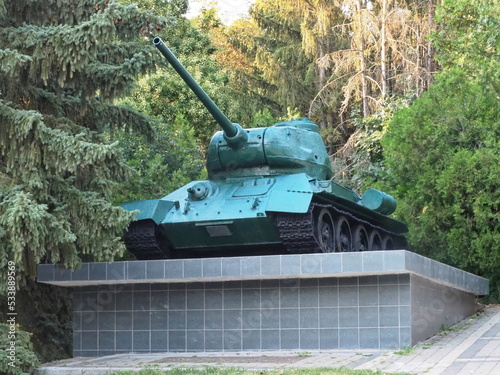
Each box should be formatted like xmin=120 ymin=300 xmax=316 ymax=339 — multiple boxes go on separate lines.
xmin=382 ymin=69 xmax=499 ymax=287
xmin=0 ymin=323 xmax=40 ymax=375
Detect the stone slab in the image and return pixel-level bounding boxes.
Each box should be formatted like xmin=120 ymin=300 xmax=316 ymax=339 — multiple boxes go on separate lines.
xmin=37 ymin=250 xmax=489 ymax=296
xmin=72 ymin=275 xmax=414 ymax=356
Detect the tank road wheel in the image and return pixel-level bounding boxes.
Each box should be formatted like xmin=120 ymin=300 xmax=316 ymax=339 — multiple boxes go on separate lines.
xmin=334 ymin=216 xmax=352 ymax=252
xmin=382 ymin=235 xmax=394 ymax=250
xmin=316 ymin=208 xmax=335 ymax=253
xmin=353 ymin=224 xmax=369 ymax=252
xmin=369 ymin=230 xmax=383 ymax=251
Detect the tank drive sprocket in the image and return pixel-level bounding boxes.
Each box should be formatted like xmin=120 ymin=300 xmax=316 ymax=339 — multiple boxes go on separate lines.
xmin=275 ymin=205 xmax=319 ymax=254
xmin=124 ymin=220 xmax=169 ymax=260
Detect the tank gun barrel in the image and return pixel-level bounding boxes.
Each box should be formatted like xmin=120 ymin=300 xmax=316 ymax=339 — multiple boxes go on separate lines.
xmin=153 ymin=37 xmax=247 ymax=148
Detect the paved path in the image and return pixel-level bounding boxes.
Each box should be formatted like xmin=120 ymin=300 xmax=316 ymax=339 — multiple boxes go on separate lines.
xmin=36 ymin=306 xmax=500 ymax=375
xmin=354 ymin=305 xmax=500 ymax=375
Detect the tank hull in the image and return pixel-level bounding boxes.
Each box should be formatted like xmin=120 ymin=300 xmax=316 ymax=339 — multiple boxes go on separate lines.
xmin=123 ymin=173 xmax=407 ymax=259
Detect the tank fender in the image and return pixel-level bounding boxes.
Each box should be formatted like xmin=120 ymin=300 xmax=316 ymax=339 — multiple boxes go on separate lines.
xmin=265 ymin=190 xmax=313 ymax=213
xmin=265 ymin=173 xmax=314 ymax=213
xmin=121 ymin=199 xmax=175 ymax=224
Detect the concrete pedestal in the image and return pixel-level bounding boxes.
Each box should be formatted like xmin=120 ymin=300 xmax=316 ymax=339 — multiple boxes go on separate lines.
xmin=37 ymin=251 xmax=488 ymax=357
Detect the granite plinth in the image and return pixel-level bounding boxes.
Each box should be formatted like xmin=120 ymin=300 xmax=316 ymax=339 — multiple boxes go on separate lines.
xmin=37 ymin=251 xmax=489 ymax=357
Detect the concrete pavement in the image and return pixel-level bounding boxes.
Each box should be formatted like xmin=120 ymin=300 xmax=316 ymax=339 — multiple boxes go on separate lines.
xmin=35 ymin=305 xmax=500 ymax=375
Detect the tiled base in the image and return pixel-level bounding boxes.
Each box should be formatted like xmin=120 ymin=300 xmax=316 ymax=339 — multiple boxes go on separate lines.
xmin=72 ymin=273 xmax=475 ymax=357
xmin=38 ymin=251 xmax=488 ymax=357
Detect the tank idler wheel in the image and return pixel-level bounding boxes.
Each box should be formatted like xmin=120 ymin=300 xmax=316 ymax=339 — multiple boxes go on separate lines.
xmin=334 ymin=216 xmax=352 ymax=252
xmin=352 ymin=224 xmax=369 ymax=252
xmin=316 ymin=208 xmax=335 ymax=253
xmin=382 ymin=235 xmax=394 ymax=250
xmin=369 ymin=230 xmax=383 ymax=251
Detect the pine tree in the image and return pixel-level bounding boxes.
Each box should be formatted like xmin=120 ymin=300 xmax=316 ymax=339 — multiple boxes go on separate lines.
xmin=0 ymin=0 xmax=165 ymax=288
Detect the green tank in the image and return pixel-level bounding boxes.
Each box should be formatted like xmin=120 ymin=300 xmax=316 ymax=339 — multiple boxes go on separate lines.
xmin=122 ymin=37 xmax=408 ymax=260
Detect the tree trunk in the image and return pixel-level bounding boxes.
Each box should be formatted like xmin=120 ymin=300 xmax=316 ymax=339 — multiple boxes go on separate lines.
xmin=381 ymin=0 xmax=388 ymax=99
xmin=357 ymin=0 xmax=370 ymax=117
xmin=317 ymin=41 xmax=328 ymax=130
xmin=426 ymin=1 xmax=436 ymax=89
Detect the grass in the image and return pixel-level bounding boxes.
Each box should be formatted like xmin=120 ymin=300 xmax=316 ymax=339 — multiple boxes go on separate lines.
xmin=439 ymin=322 xmax=472 ymax=335
xmin=296 ymin=351 xmax=313 ymax=357
xmin=112 ymin=367 xmax=407 ymax=375
xmin=393 ymin=346 xmax=415 ymax=356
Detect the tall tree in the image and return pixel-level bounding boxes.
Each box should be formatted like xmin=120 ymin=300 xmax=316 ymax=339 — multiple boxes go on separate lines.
xmin=318 ymin=0 xmax=437 ymax=116
xmin=240 ymin=1 xmax=320 ymax=119
xmin=215 ymin=0 xmax=438 ymax=151
xmin=382 ymin=0 xmax=500 ymax=295
xmin=0 ymin=0 xmax=164 ymax=287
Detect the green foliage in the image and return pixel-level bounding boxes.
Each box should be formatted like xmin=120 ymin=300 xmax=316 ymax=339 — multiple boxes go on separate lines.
xmin=111 ymin=115 xmax=205 ymax=203
xmin=120 ymin=0 xmax=188 ymax=15
xmin=194 ymin=5 xmax=223 ymax=30
xmin=0 ymin=0 xmax=165 ymax=289
xmin=331 ymin=98 xmax=412 ymax=192
xmin=431 ymin=0 xmax=499 ymax=80
xmin=383 ymin=67 xmax=499 ymax=282
xmin=0 ymin=49 xmax=31 ymax=75
xmin=0 ymin=323 xmax=40 ymax=375
xmin=439 ymin=321 xmax=471 ymax=335
xmin=0 ymin=282 xmax=72 ymax=364
xmin=250 ymin=108 xmax=277 ymax=127
xmin=230 ymin=1 xmax=320 ymax=124
xmin=381 ymin=0 xmax=500 ymax=292
xmin=221 ymin=0 xmax=439 ymax=151
xmin=483 ymin=283 xmax=500 ymax=304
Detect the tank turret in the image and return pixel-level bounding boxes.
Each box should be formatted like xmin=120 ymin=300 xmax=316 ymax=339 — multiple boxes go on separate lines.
xmin=121 ymin=37 xmax=408 ymax=260
xmin=153 ymin=37 xmax=332 ymax=181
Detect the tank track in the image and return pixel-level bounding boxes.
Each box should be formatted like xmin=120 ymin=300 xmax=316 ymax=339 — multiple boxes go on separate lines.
xmin=275 ymin=201 xmax=406 ymax=254
xmin=275 ymin=205 xmax=319 ymax=254
xmin=124 ymin=220 xmax=169 ymax=260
